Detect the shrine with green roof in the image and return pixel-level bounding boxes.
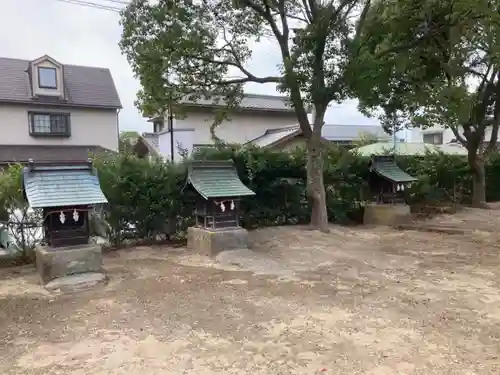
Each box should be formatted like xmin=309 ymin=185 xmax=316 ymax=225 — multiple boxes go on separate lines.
xmin=23 ymin=159 xmax=108 ymax=248
xmin=364 ymin=154 xmax=416 ymax=226
xmin=187 ymin=160 xmax=255 ymax=230
xmin=367 ymin=155 xmax=417 ymax=204
xmin=186 ymin=160 xmax=255 ymax=257
xmin=22 ymin=158 xmax=108 ymax=288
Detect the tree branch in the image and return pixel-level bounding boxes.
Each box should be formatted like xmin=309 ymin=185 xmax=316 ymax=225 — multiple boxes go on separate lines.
xmin=354 ymin=0 xmax=371 ymax=41
xmin=240 ymin=0 xmax=312 ymax=137
xmin=214 ymin=76 xmax=280 ymax=85
xmin=192 ymin=54 xmax=281 ymax=84
xmin=277 ymin=0 xmax=289 ymax=47
xmin=449 ymin=124 xmax=467 ymax=146
xmin=475 ymin=63 xmax=493 ymax=103
xmin=234 ymin=0 xmax=312 ymax=137
xmin=472 ymin=66 xmax=497 ymax=130
xmin=300 ymin=0 xmax=313 ymax=23
xmin=308 ymin=0 xmax=319 ymax=18
xmin=485 ymin=70 xmax=500 ymax=153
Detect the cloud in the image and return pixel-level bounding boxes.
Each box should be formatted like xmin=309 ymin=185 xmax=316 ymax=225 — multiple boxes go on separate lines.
xmin=1 ymin=0 xmax=379 ymax=134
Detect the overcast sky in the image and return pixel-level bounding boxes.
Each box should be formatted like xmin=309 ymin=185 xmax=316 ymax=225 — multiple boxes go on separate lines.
xmin=1 ymin=0 xmax=380 ymax=134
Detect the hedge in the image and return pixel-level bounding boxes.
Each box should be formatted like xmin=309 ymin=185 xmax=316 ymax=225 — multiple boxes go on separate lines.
xmin=92 ymin=146 xmax=500 ymax=245
xmin=3 ymin=146 xmax=500 ymax=247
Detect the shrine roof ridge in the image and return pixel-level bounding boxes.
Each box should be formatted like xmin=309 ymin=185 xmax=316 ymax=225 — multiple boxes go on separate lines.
xmin=24 ymin=158 xmax=94 ymax=173
xmin=188 ymin=159 xmax=235 ymax=170
xmin=369 ymin=154 xmax=417 ymax=183
xmin=22 ymin=159 xmax=108 ymax=208
xmin=187 ymin=159 xmax=255 ymax=199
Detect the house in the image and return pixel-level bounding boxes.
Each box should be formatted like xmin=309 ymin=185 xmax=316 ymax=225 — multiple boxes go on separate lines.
xmin=247 ymin=124 xmax=390 ymax=151
xmin=134 ymin=94 xmax=299 ymax=160
xmin=411 ymin=125 xmax=498 ymax=145
xmin=410 ymin=125 xmax=500 ymax=152
xmin=135 ymin=95 xmax=391 ymax=159
xmin=410 ymin=126 xmax=455 ymax=145
xmin=0 ymin=55 xmax=121 ymax=164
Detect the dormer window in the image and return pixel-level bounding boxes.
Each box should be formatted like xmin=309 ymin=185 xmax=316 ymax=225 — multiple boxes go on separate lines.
xmin=38 ymin=67 xmax=57 ymax=89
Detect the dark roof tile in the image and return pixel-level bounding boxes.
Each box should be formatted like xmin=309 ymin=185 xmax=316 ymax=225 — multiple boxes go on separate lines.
xmin=0 ymin=57 xmax=121 ymax=109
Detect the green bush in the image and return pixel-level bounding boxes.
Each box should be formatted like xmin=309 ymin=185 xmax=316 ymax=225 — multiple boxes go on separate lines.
xmin=397 ymin=152 xmax=472 ymax=204
xmin=93 ymin=145 xmax=368 ymax=244
xmin=93 ymin=154 xmax=194 ymax=245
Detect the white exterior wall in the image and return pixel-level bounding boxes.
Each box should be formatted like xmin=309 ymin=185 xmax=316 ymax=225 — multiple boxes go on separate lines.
xmin=167 ymin=110 xmax=297 ymax=145
xmin=157 ymin=129 xmax=194 ymax=162
xmin=0 ymin=104 xmax=119 ymax=151
xmin=410 ymin=126 xmax=455 ymax=144
xmin=410 ymin=126 xmax=500 ymax=145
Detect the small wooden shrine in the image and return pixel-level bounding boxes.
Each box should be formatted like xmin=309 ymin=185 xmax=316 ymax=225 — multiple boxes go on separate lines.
xmin=22 ymin=159 xmax=108 ymax=248
xmin=187 ymin=160 xmax=255 ymax=230
xmin=367 ymin=155 xmax=417 ymax=204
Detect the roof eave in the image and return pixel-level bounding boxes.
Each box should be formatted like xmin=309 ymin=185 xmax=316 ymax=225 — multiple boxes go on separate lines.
xmin=0 ymin=98 xmax=122 ymax=110
xmin=264 ymin=129 xmax=303 ymax=148
xmin=177 ymin=103 xmax=294 ymax=114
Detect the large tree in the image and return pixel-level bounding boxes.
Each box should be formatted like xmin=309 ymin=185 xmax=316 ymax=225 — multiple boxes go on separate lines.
xmin=119 ymin=0 xmax=372 ymax=231
xmin=350 ymin=0 xmax=500 ymax=206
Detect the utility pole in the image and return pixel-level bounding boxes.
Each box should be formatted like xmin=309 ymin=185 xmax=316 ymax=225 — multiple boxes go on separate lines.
xmin=168 ymin=98 xmax=174 ymax=163
xmin=392 ymin=114 xmax=397 ymax=155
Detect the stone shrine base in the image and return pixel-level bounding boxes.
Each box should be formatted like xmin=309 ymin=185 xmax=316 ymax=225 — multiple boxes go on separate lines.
xmin=35 ymin=244 xmax=104 ymax=287
xmin=363 ymin=203 xmax=411 ymax=226
xmin=187 ymin=226 xmax=249 ymax=257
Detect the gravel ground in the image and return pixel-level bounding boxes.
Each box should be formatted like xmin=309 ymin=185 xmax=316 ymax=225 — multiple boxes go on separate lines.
xmin=0 ymin=208 xmax=500 ymax=374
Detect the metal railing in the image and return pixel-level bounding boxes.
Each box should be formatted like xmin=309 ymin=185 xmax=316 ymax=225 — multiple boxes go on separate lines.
xmin=0 ymin=209 xmax=44 ymax=255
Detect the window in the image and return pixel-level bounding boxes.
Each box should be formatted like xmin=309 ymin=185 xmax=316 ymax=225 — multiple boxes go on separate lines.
xmin=29 ymin=113 xmax=70 ymax=136
xmin=153 ymin=120 xmax=164 ymax=133
xmin=423 ymin=133 xmax=443 ymax=145
xmin=38 ymin=67 xmax=57 ymax=89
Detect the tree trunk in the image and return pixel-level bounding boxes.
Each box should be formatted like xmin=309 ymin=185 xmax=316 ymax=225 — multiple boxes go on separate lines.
xmin=306 ymin=132 xmax=329 ymax=232
xmin=468 ymin=149 xmax=487 ymax=207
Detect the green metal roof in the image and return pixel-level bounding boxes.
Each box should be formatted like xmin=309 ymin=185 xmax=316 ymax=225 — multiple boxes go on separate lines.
xmin=188 ymin=160 xmax=255 ymax=199
xmin=372 ymin=158 xmax=417 ymax=183
xmin=23 ymin=164 xmax=108 ymax=208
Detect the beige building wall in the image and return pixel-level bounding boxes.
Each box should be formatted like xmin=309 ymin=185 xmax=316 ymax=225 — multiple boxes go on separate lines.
xmin=0 ymin=104 xmax=119 ymax=151
xmin=273 ymin=136 xmax=307 ymax=152
xmin=169 ymin=110 xmax=297 ymax=145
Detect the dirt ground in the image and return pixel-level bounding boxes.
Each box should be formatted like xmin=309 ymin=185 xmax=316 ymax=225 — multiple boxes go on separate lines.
xmin=1 ymin=207 xmax=500 ymax=374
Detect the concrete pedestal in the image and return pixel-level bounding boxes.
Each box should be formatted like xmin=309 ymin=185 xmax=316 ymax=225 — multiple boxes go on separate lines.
xmin=35 ymin=244 xmax=103 ymax=285
xmin=363 ymin=203 xmax=411 ymax=226
xmin=187 ymin=226 xmax=249 ymax=257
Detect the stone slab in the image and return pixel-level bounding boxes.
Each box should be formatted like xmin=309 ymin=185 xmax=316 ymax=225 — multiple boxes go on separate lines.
xmin=45 ymin=272 xmax=107 ymax=293
xmin=363 ymin=203 xmax=411 ymax=226
xmin=35 ymin=244 xmax=103 ymax=285
xmin=187 ymin=226 xmax=249 ymax=257
xmin=394 ymin=223 xmax=469 ymax=235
